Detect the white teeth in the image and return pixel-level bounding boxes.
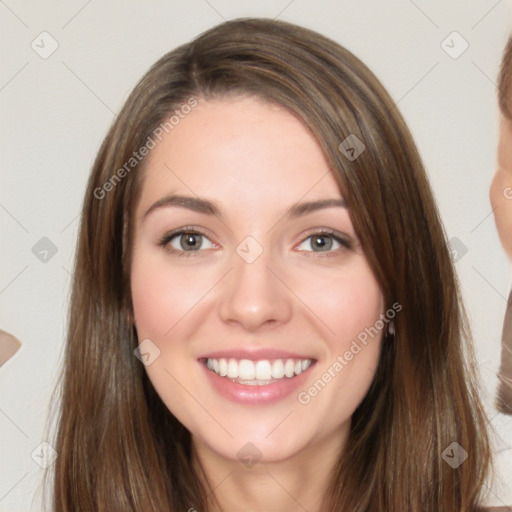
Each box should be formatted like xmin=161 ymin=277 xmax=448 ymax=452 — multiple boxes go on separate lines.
xmin=271 ymin=359 xmax=285 ymax=379
xmin=255 ymin=360 xmax=272 ymax=380
xmin=237 ymin=379 xmax=275 ymax=386
xmin=284 ymin=359 xmax=295 ymax=378
xmin=205 ymin=357 xmax=313 ymax=383
xmin=227 ymin=358 xmax=238 ymax=378
xmin=238 ymin=359 xmax=255 ymax=380
xmin=301 ymin=359 xmax=311 ymax=371
xmin=219 ymin=358 xmax=228 ymax=377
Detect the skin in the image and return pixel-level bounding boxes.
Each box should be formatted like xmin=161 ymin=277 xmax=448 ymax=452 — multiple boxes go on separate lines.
xmin=490 ymin=114 xmax=512 ymax=261
xmin=491 ymin=114 xmax=512 ymax=414
xmin=130 ymin=96 xmax=385 ymax=511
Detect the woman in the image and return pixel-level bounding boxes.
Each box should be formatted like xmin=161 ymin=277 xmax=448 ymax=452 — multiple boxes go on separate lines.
xmin=46 ymin=18 xmax=493 ymax=511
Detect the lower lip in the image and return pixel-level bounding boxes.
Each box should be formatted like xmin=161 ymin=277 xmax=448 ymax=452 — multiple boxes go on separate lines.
xmin=199 ymin=360 xmax=316 ymax=405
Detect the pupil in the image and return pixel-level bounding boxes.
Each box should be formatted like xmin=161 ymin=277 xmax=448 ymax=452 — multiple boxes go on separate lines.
xmin=314 ymin=235 xmax=332 ymax=251
xmin=182 ymin=234 xmax=200 ymax=250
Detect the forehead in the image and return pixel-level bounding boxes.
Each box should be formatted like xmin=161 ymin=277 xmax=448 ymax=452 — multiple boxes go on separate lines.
xmin=136 ymin=96 xmax=343 ymax=216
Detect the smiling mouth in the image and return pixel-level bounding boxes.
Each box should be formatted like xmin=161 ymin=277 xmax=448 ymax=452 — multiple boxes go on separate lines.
xmin=199 ymin=356 xmax=315 ymax=385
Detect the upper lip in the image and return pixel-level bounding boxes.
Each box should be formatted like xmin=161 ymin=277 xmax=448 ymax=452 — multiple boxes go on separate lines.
xmin=198 ymin=348 xmax=316 ymax=361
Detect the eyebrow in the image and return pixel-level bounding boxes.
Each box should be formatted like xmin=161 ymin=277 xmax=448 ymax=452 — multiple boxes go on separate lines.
xmin=142 ymin=194 xmax=347 ymax=221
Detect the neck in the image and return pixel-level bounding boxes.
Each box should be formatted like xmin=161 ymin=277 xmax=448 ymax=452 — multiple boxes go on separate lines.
xmin=192 ymin=425 xmax=349 ymax=512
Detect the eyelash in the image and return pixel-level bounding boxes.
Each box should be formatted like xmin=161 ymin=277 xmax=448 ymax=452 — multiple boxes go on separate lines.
xmin=157 ymin=226 xmax=352 ymax=259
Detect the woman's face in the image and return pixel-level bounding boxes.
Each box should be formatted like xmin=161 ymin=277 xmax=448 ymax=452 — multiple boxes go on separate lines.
xmin=130 ymin=96 xmax=385 ymax=464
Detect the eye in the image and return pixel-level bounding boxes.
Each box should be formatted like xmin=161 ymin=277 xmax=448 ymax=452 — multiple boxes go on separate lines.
xmin=158 ymin=228 xmax=215 ymax=257
xmin=158 ymin=227 xmax=352 ymax=258
xmin=296 ymin=230 xmax=352 ymax=256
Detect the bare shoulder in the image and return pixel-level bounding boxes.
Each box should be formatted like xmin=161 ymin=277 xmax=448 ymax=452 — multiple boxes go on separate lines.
xmin=480 ymin=507 xmax=512 ymax=511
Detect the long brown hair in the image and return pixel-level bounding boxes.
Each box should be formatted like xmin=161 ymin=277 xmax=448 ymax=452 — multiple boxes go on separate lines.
xmin=44 ymin=17 xmax=491 ymax=511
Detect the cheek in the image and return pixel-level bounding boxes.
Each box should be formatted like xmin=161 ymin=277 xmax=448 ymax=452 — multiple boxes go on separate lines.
xmin=130 ymin=255 xmax=174 ymax=338
xmin=296 ymin=262 xmax=384 ymax=407
xmin=130 ymin=247 xmax=207 ymax=418
xmin=130 ymin=247 xmax=212 ymax=339
xmin=490 ymin=169 xmax=512 ymax=260
xmin=298 ymin=261 xmax=384 ymax=349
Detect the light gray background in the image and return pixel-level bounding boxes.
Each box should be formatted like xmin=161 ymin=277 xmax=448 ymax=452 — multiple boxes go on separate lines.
xmin=1 ymin=1 xmax=511 ymax=510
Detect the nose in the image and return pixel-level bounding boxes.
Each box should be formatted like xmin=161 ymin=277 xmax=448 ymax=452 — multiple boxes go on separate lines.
xmin=218 ymin=244 xmax=293 ymax=332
